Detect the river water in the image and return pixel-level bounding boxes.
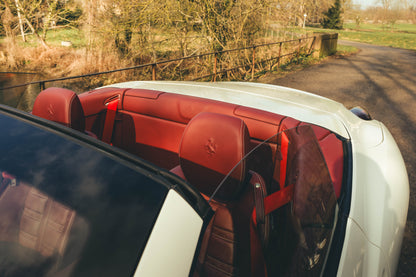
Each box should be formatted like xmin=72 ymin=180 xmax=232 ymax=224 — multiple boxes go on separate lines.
xmin=0 ymin=72 xmax=43 ymax=112
xmin=0 ymin=72 xmax=108 ymax=112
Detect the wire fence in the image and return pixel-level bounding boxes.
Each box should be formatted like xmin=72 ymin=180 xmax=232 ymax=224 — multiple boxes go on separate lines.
xmin=0 ymin=36 xmax=317 ymax=93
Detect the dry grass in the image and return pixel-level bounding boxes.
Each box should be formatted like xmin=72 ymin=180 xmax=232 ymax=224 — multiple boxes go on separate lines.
xmin=0 ymin=37 xmax=132 ymax=77
xmin=0 ymin=27 xmax=317 ymax=91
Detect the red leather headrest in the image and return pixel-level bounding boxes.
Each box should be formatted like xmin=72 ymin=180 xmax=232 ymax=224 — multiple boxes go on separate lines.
xmin=179 ymin=112 xmax=250 ymax=201
xmin=32 ymin=88 xmax=85 ymax=132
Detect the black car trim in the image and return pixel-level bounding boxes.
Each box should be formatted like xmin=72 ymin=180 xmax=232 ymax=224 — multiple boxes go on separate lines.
xmin=323 ymin=138 xmax=353 ymax=276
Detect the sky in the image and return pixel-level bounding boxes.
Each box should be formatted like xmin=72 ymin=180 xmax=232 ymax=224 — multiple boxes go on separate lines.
xmin=353 ymin=0 xmax=378 ymax=8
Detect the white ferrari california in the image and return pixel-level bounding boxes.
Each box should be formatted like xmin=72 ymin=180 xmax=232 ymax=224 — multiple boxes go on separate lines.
xmin=0 ymin=81 xmax=409 ymax=277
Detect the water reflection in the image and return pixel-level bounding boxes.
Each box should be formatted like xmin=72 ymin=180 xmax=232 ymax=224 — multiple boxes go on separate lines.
xmin=0 ymin=73 xmax=41 ymax=112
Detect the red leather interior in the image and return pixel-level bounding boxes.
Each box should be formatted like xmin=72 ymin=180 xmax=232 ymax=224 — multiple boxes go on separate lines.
xmin=197 ymin=204 xmax=237 ymax=276
xmin=318 ymin=133 xmax=344 ymax=198
xmin=179 ymin=112 xmax=250 ymax=201
xmin=123 ymin=90 xmax=236 ymax=124
xmin=32 ymin=86 xmax=346 ymax=276
xmin=170 ymin=113 xmax=268 ymax=277
xmin=118 ymin=111 xmax=186 ymax=168
xmin=78 ymin=87 xmax=345 ymax=199
xmin=0 ymin=181 xmax=71 ymax=253
xmin=78 ymin=87 xmax=126 ymax=139
xmin=0 ymin=174 xmax=87 ymax=276
xmin=32 ymin=87 xmax=85 ymax=132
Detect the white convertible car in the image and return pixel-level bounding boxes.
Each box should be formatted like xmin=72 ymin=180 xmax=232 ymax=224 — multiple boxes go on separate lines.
xmin=0 ymin=81 xmax=409 ymax=277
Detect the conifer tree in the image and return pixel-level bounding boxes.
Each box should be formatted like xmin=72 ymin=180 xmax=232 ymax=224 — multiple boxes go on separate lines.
xmin=321 ymin=0 xmax=343 ymax=29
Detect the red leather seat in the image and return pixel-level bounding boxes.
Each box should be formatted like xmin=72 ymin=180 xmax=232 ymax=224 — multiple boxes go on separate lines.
xmin=171 ymin=112 xmax=268 ymax=277
xmin=32 ymin=87 xmax=86 ymax=132
xmin=32 ymin=88 xmax=98 ymax=139
xmin=0 ymin=172 xmax=86 ymax=276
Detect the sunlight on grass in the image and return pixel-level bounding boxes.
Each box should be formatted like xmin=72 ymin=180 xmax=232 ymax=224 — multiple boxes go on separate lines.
xmin=336 ymin=44 xmax=358 ymax=55
xmin=306 ymin=23 xmax=416 ymax=50
xmin=13 ymin=28 xmax=86 ymax=48
xmin=344 ymin=22 xmax=416 ymax=33
xmin=45 ymin=28 xmax=85 ymax=48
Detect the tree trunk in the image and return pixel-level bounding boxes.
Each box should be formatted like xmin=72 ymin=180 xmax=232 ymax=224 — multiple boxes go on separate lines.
xmin=25 ymin=18 xmax=49 ymax=49
xmin=14 ymin=0 xmax=49 ymax=48
xmin=14 ymin=0 xmax=26 ymax=42
xmin=1 ymin=6 xmax=15 ymax=41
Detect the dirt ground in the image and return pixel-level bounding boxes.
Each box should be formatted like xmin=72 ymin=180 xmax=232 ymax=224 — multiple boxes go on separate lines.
xmin=259 ymin=40 xmax=416 ymax=276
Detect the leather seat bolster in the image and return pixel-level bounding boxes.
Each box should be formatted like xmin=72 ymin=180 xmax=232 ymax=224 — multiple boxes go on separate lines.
xmin=197 ymin=206 xmax=237 ymax=277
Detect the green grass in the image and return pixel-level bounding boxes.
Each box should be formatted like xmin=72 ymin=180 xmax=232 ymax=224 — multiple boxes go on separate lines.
xmin=45 ymin=28 xmax=86 ymax=48
xmin=11 ymin=28 xmax=86 ymax=48
xmin=306 ymin=23 xmax=416 ymax=50
xmin=336 ymin=44 xmax=359 ymax=55
xmin=339 ymin=29 xmax=416 ymax=50
xmin=344 ymin=22 xmax=416 ymax=33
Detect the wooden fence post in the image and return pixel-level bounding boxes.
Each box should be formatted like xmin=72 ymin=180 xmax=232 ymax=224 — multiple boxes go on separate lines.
xmin=152 ymin=64 xmax=156 ymax=81
xmin=213 ymin=53 xmax=218 ymax=82
xmin=251 ymin=47 xmax=256 ymax=79
xmin=308 ymin=36 xmax=315 ymax=55
xmin=278 ymin=42 xmax=282 ymax=69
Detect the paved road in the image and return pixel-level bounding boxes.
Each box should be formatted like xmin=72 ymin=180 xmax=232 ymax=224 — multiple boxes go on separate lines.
xmin=260 ymin=40 xmax=416 ymax=276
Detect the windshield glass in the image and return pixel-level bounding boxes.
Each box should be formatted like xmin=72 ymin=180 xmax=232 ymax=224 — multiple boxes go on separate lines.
xmin=211 ymin=125 xmax=338 ymax=276
xmin=0 ymin=111 xmax=169 ymax=277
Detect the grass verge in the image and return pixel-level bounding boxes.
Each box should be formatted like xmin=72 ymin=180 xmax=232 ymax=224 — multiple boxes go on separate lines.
xmin=307 ymin=23 xmax=416 ymax=50
xmin=335 ymin=44 xmax=359 ymax=56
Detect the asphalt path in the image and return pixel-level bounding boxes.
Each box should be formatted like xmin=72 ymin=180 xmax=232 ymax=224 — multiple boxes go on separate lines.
xmin=260 ymin=40 xmax=416 ymax=276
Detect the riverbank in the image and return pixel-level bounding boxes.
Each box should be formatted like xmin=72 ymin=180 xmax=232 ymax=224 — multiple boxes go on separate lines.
xmin=0 ymin=72 xmax=41 ymax=111
xmin=1 ymin=38 xmax=117 ymax=77
xmin=1 ymin=37 xmax=355 ymax=89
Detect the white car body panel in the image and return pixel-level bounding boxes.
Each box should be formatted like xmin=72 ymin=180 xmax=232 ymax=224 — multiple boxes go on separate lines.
xmin=337 ymin=218 xmax=387 ymax=277
xmin=107 ymin=81 xmax=408 ymax=276
xmin=134 ymin=189 xmax=203 ymax=277
xmin=340 ymin=123 xmax=409 ymax=277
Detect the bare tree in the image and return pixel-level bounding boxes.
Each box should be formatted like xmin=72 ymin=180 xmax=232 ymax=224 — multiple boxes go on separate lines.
xmin=270 ymin=0 xmax=334 ymax=26
xmin=1 ymin=0 xmax=80 ymax=48
xmin=194 ymin=0 xmax=268 ymax=52
xmin=14 ymin=0 xmax=26 ymax=41
xmin=1 ymin=5 xmax=16 ymax=41
xmin=377 ymin=0 xmax=402 ymax=26
xmin=41 ymin=0 xmax=59 ymax=40
xmin=5 ymin=0 xmax=49 ymax=48
xmin=82 ymin=0 xmax=157 ymax=58
xmin=158 ymin=0 xmax=199 ymax=56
